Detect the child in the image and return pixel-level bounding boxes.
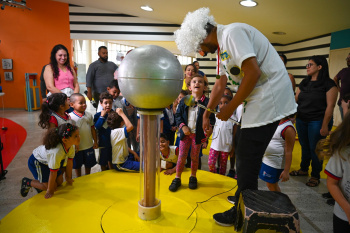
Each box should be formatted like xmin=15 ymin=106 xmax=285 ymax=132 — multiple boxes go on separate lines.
xmin=173 ymin=90 xmax=189 ymax=115
xmin=169 ymin=74 xmax=215 ymax=192
xmin=182 ymin=64 xmax=197 ymax=91
xmin=38 ymin=93 xmax=72 ymax=129
xmin=318 ymin=111 xmax=350 ymax=233
xmin=121 ymin=98 xmax=139 ymax=152
xmin=20 ymin=123 xmax=80 ymax=199
xmin=160 ymin=133 xmax=179 ymax=175
xmin=259 ymin=116 xmax=296 ymax=192
xmin=97 ymin=80 xmax=121 ymax=113
xmin=94 ymin=92 xmax=114 ymax=171
xmin=208 ymin=95 xmax=235 ymax=175
xmin=69 ymin=93 xmax=98 ymax=177
xmin=107 ymin=109 xmax=140 ymax=171
xmin=163 ymin=105 xmax=177 ymax=145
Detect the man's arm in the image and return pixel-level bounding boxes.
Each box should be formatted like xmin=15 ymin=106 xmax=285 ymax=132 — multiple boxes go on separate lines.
xmin=216 ymin=57 xmax=261 ymax=121
xmin=202 ymin=75 xmax=227 ymax=133
xmin=86 ymin=63 xmax=95 ymax=100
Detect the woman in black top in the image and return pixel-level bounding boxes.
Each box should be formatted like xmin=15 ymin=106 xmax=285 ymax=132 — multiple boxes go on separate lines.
xmin=290 ymin=55 xmax=337 ymax=187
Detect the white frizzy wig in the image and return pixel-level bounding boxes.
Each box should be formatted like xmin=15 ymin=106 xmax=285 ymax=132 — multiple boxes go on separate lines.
xmin=174 ymin=7 xmax=216 ymax=55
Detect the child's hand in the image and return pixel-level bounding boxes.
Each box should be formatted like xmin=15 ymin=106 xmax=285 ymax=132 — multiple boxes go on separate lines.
xmin=205 ymin=126 xmax=213 ymax=138
xmin=45 ymin=190 xmax=54 ymax=199
xmin=202 ymin=142 xmax=208 ymax=149
xmin=182 ymin=126 xmax=191 ymax=135
xmin=136 ymin=134 xmax=140 ymax=142
xmin=93 ymin=142 xmax=98 ymax=149
xmin=116 ymin=108 xmax=124 ymax=116
xmin=133 ymin=153 xmax=140 ymax=162
xmin=101 ymin=109 xmax=107 ymax=117
xmin=279 ymin=170 xmax=290 ymax=182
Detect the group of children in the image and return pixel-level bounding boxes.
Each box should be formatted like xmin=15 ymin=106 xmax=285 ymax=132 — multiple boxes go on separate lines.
xmin=19 ymin=64 xmax=350 ymax=232
xmin=20 ymin=79 xmax=141 ymax=199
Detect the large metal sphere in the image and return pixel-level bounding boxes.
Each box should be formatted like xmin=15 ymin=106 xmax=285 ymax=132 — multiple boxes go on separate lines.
xmin=118 ymin=45 xmax=183 ymax=110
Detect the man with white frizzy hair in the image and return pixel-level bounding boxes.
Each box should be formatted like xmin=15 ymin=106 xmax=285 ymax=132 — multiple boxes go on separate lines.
xmin=175 ymin=7 xmax=297 ymax=228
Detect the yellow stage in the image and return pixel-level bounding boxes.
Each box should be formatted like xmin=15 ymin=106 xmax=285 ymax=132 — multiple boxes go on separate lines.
xmin=0 ymin=169 xmax=281 ymax=233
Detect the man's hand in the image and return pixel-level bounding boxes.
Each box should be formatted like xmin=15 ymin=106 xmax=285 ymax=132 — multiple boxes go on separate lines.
xmin=87 ymin=90 xmax=92 ymax=101
xmin=216 ymin=104 xmax=235 ymax=121
xmin=202 ymin=111 xmax=211 ymax=136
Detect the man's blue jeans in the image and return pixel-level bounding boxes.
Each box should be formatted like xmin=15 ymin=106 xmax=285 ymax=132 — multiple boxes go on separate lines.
xmin=296 ymin=117 xmax=333 ymax=179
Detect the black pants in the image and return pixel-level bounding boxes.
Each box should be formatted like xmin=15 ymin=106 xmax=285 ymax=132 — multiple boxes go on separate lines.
xmin=234 ymin=121 xmax=279 ymax=202
xmin=333 ymin=214 xmax=350 ymax=233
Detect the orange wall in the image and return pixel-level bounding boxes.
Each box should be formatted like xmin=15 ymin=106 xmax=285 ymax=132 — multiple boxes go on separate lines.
xmin=0 ymin=0 xmax=72 ymax=109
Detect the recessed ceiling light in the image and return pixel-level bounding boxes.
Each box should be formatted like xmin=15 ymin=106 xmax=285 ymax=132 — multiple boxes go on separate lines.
xmin=273 ymin=31 xmax=286 ymax=35
xmin=141 ymin=5 xmax=153 ymax=11
xmin=240 ymin=0 xmax=257 ymax=7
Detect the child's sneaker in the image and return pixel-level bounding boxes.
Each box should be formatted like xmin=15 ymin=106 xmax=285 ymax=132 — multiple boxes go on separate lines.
xmin=20 ymin=177 xmax=32 ymax=197
xmin=169 ymin=178 xmax=181 ymax=192
xmin=188 ymin=176 xmax=197 ymax=189
xmin=226 ymin=169 xmax=236 ymax=178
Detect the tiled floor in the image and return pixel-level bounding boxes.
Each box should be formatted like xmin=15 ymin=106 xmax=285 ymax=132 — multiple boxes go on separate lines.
xmin=0 ymin=101 xmax=334 ymax=232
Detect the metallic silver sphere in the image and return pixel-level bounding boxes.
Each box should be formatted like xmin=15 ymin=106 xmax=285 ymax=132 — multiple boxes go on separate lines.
xmin=117 ymin=45 xmax=183 ymax=110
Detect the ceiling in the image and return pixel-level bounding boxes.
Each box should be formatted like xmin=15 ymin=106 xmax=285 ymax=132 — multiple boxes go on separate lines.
xmin=55 ymin=0 xmax=350 ymax=54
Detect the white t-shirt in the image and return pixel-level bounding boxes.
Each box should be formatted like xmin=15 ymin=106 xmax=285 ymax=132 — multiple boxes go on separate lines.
xmin=69 ymin=111 xmax=94 ymax=150
xmin=216 ymin=23 xmax=297 ymax=128
xmin=187 ymin=105 xmax=198 ymax=133
xmin=33 ymin=144 xmax=75 ymax=170
xmin=111 ymin=127 xmax=129 ymax=164
xmin=160 ymin=145 xmax=178 ymax=164
xmin=325 ymin=147 xmax=350 ymax=222
xmin=211 ymin=116 xmax=235 ymax=152
xmin=262 ymin=120 xmax=295 ymax=169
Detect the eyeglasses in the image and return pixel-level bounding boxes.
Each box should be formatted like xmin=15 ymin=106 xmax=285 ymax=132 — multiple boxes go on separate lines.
xmin=306 ymin=63 xmax=315 ymax=68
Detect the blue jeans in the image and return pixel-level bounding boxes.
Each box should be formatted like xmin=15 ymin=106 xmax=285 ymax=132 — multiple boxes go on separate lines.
xmin=339 ymin=105 xmax=344 ymax=121
xmin=296 ymin=118 xmax=333 ymax=179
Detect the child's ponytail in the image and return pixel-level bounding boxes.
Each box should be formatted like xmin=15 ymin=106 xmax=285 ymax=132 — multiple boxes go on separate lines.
xmin=43 ymin=123 xmax=78 ymax=149
xmin=38 ymin=93 xmax=67 ymax=129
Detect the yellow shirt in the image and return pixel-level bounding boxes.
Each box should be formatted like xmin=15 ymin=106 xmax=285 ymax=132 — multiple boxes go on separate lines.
xmin=182 ymin=79 xmax=188 ymax=90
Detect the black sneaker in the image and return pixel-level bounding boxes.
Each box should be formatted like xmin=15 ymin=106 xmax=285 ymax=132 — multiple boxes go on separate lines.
xmin=188 ymin=176 xmax=197 ymax=190
xmin=227 ymin=169 xmax=236 ymax=178
xmin=227 ymin=196 xmax=236 ymax=204
xmin=20 ymin=177 xmax=32 ymax=197
xmin=327 ymin=198 xmax=335 ymax=206
xmin=169 ymin=178 xmax=181 ymax=192
xmin=322 ymin=192 xmax=332 ymax=199
xmin=213 ymin=206 xmax=236 ymax=227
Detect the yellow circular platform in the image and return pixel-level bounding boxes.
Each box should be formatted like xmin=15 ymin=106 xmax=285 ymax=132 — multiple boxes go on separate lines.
xmin=0 ymin=169 xmax=276 ymax=232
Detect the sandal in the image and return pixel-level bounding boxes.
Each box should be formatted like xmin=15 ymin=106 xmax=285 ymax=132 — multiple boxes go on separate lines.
xmin=289 ymin=170 xmax=308 ymax=176
xmin=306 ymin=177 xmax=320 ymax=187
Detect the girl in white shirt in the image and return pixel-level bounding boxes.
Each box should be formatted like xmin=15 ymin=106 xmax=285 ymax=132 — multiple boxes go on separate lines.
xmin=208 ymin=95 xmax=235 ymax=175
xmin=21 ymin=123 xmax=80 ymax=199
xmin=319 ymin=111 xmax=350 ymax=233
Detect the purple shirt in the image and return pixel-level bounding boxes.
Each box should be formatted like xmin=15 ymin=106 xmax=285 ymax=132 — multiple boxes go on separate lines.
xmin=336 ymin=67 xmax=350 ymax=105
